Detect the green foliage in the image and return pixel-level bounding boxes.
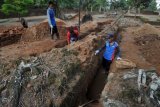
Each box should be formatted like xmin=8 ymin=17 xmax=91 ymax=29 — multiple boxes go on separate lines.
xmin=1 ymin=0 xmax=33 ymax=16
xmin=147 ymin=0 xmax=157 ymax=11
xmin=33 ymin=0 xmax=48 ymax=7
xmin=58 ymin=0 xmax=79 ymax=9
xmin=127 ymin=0 xmax=157 ymax=11
xmin=112 ymin=0 xmax=128 ymax=10
xmin=82 ymin=0 xmax=109 ymax=12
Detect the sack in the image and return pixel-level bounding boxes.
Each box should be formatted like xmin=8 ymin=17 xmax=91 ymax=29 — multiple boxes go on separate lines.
xmin=116 ymin=59 xmax=136 ymax=69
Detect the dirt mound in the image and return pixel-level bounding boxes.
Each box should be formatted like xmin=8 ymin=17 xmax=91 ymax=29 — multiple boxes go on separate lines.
xmin=80 ymin=21 xmax=98 ymax=38
xmin=135 ymin=34 xmax=160 ymax=45
xmin=0 ymin=25 xmax=22 ymax=33
xmin=135 ymin=34 xmax=160 ymax=74
xmin=0 ymin=27 xmax=24 ymax=47
xmin=0 ymin=34 xmax=102 ymax=107
xmin=133 ymin=24 xmax=160 ymax=37
xmin=22 ymin=18 xmax=67 ymax=42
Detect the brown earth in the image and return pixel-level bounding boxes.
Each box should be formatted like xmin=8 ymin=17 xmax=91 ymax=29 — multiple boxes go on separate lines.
xmin=22 ymin=19 xmax=67 ymax=42
xmin=2 ymin=15 xmax=160 ymax=107
xmin=0 ymin=18 xmax=113 ymax=63
xmin=0 ymin=33 xmax=103 ymax=107
xmin=0 ymin=26 xmax=24 ymax=47
xmin=121 ymin=23 xmax=160 ymax=74
xmin=134 ymin=34 xmax=160 ymax=74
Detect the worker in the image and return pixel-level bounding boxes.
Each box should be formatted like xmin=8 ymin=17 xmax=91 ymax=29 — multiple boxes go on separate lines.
xmin=95 ymin=35 xmax=121 ymax=74
xmin=106 ymin=27 xmax=122 ymax=43
xmin=47 ymin=1 xmax=59 ymax=40
xmin=20 ymin=17 xmax=28 ymax=28
xmin=67 ymin=26 xmax=79 ymax=44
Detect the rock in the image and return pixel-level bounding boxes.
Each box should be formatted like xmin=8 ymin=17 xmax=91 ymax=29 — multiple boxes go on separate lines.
xmin=123 ymin=72 xmax=137 ymax=80
xmin=0 ymin=33 xmax=4 ymax=37
xmin=103 ymin=98 xmax=127 ymax=107
xmin=30 ymin=75 xmax=37 ymax=80
xmin=9 ymin=30 xmax=14 ymax=35
xmin=1 ymin=89 xmax=9 ymax=98
xmin=27 ymin=83 xmax=32 ymax=88
xmin=115 ymin=59 xmax=136 ymax=69
xmin=0 ymin=80 xmax=7 ymax=92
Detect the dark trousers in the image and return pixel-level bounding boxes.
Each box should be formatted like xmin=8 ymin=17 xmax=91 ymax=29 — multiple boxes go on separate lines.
xmin=50 ymin=26 xmax=59 ymax=39
xmin=102 ymin=57 xmax=112 ymax=74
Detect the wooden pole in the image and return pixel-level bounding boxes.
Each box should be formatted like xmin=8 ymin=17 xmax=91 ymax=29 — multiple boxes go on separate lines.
xmin=79 ymin=0 xmax=81 ymax=33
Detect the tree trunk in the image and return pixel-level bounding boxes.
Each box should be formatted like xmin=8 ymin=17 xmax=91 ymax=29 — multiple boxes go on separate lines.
xmin=17 ymin=13 xmax=21 ymax=21
xmin=99 ymin=6 xmax=102 ymax=13
xmin=90 ymin=6 xmax=93 ymax=12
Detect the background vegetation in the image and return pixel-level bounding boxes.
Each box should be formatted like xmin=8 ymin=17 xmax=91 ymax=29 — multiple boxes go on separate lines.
xmin=0 ymin=0 xmax=158 ymax=18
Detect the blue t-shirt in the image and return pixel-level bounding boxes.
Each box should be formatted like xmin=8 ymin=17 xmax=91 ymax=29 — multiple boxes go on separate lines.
xmin=103 ymin=41 xmax=118 ymax=61
xmin=47 ymin=8 xmax=56 ymax=26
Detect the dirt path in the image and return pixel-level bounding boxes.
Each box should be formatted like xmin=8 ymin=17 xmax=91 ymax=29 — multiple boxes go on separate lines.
xmin=0 ymin=16 xmax=47 ymax=27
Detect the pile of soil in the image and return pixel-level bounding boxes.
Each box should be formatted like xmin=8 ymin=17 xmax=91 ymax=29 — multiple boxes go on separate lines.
xmin=22 ymin=18 xmax=67 ymax=42
xmin=132 ymin=24 xmax=160 ymax=37
xmin=80 ymin=21 xmax=98 ymax=37
xmin=0 ymin=27 xmax=24 ymax=47
xmin=0 ymin=25 xmax=22 ymax=33
xmin=135 ymin=34 xmax=160 ymax=74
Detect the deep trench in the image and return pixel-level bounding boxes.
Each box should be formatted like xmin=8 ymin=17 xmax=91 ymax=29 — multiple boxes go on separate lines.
xmin=84 ymin=64 xmax=108 ymax=107
xmin=78 ymin=27 xmax=120 ymax=107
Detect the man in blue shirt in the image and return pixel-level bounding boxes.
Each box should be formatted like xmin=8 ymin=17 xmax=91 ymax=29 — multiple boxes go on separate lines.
xmin=47 ymin=1 xmax=59 ymax=40
xmin=95 ymin=33 xmax=121 ymax=74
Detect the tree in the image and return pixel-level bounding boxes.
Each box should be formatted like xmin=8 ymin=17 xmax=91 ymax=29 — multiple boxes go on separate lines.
xmin=112 ymin=0 xmax=128 ymax=10
xmin=1 ymin=0 xmax=33 ymax=19
xmin=147 ymin=0 xmax=157 ymax=11
xmin=58 ymin=0 xmax=79 ymax=9
xmin=127 ymin=0 xmax=157 ymax=10
xmin=85 ymin=0 xmax=108 ymax=12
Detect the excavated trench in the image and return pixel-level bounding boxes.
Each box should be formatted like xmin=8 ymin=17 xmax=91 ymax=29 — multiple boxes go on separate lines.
xmin=0 ymin=18 xmax=115 ymax=107
xmin=57 ymin=23 xmax=118 ymax=107
xmin=59 ymin=58 xmax=108 ymax=107
xmin=72 ymin=27 xmax=120 ymax=107
xmin=87 ymin=66 xmax=108 ymax=99
xmin=61 ymin=55 xmax=110 ymax=107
